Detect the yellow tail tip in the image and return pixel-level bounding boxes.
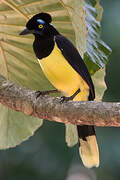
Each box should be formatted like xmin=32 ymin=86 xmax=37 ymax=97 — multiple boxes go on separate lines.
xmin=79 ymin=135 xmax=99 ymax=168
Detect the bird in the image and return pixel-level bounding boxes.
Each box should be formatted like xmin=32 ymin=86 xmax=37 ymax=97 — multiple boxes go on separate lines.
xmin=20 ymin=12 xmax=99 ymax=168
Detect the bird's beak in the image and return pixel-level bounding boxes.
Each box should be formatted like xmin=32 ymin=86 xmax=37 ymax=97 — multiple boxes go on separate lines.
xmin=19 ymin=28 xmax=34 ymax=35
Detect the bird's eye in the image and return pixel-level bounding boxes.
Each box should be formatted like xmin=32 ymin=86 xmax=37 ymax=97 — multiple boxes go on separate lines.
xmin=38 ymin=24 xmax=44 ymax=29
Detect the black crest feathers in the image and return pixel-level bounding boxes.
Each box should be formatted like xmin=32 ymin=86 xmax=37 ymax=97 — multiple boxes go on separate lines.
xmin=26 ymin=12 xmax=52 ymax=29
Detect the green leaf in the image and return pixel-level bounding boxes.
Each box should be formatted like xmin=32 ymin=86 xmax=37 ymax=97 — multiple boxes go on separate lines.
xmin=0 ymin=105 xmax=42 ymax=149
xmin=92 ymin=68 xmax=106 ymax=101
xmin=65 ymin=124 xmax=78 ymax=147
xmin=84 ymin=0 xmax=112 ymax=74
xmin=85 ymin=0 xmax=110 ymax=103
xmin=0 ymin=0 xmax=111 ymax=149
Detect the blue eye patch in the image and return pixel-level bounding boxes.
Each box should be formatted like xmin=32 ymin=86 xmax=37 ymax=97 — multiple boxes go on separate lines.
xmin=37 ymin=19 xmax=45 ymax=24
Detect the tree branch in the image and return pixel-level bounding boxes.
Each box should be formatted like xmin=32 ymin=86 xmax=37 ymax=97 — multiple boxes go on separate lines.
xmin=0 ymin=75 xmax=120 ymax=127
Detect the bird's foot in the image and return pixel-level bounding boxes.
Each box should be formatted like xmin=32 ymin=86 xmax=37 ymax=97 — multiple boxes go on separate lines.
xmin=35 ymin=91 xmax=47 ymax=98
xmin=60 ymin=89 xmax=80 ymax=103
xmin=60 ymin=96 xmax=73 ymax=103
xmin=35 ymin=90 xmax=58 ymax=98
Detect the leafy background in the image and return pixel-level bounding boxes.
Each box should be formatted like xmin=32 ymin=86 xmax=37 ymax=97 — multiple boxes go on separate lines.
xmin=0 ymin=0 xmax=110 ymax=149
xmin=0 ymin=0 xmax=119 ymax=180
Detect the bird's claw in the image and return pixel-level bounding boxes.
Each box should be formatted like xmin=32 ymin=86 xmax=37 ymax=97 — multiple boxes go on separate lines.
xmin=35 ymin=91 xmax=45 ymax=98
xmin=35 ymin=89 xmax=59 ymax=98
xmin=60 ymin=96 xmax=72 ymax=103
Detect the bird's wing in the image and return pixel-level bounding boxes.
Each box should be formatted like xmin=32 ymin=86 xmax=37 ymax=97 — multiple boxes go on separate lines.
xmin=55 ymin=34 xmax=95 ymax=100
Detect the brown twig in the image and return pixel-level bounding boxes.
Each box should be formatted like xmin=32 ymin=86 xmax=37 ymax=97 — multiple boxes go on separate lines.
xmin=0 ymin=75 xmax=120 ymax=127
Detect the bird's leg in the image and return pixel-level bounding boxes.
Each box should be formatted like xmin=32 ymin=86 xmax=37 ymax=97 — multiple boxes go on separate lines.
xmin=61 ymin=88 xmax=80 ymax=103
xmin=36 ymin=89 xmax=58 ymax=98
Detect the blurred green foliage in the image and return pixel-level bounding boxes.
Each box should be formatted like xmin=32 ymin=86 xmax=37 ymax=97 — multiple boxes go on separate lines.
xmin=96 ymin=0 xmax=120 ymax=179
xmin=0 ymin=0 xmax=120 ymax=180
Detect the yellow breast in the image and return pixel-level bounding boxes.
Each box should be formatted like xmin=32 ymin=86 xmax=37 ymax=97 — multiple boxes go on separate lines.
xmin=38 ymin=43 xmax=89 ymax=97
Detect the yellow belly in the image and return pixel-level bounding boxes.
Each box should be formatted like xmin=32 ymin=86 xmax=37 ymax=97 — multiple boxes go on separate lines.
xmin=38 ymin=43 xmax=89 ymax=101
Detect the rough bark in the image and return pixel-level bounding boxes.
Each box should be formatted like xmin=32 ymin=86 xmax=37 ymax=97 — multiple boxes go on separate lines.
xmin=0 ymin=75 xmax=120 ymax=127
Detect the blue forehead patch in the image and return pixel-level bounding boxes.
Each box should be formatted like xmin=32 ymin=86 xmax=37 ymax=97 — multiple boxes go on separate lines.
xmin=37 ymin=19 xmax=45 ymax=24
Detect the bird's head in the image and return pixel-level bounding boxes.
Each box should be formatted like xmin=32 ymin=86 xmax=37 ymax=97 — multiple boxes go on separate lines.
xmin=20 ymin=12 xmax=58 ymax=37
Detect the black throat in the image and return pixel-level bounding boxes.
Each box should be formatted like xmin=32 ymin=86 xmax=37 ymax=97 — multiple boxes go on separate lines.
xmin=33 ymin=35 xmax=54 ymax=59
xmin=33 ymin=25 xmax=59 ymax=59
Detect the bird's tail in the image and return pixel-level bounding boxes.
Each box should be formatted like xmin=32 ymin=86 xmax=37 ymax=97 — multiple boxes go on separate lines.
xmin=77 ymin=125 xmax=99 ymax=168
xmin=67 ymin=90 xmax=99 ymax=168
